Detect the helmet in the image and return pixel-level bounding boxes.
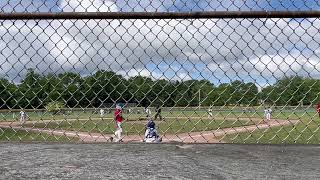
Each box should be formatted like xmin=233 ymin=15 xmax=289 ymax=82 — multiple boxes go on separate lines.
xmin=116 ymin=104 xmax=122 ymax=110
xmin=147 ymin=120 xmax=155 ymax=129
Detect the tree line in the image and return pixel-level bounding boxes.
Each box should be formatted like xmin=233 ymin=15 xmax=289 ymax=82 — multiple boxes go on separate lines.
xmin=0 ymin=69 xmax=319 ymax=109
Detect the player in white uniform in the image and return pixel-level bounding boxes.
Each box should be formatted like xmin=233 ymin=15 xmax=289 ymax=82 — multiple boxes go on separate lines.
xmin=264 ymin=107 xmax=272 ymax=122
xmin=208 ymin=107 xmax=213 ymax=118
xmin=100 ymin=109 xmax=105 ymax=117
xmin=145 ymin=106 xmax=151 ymax=118
xmin=19 ymin=109 xmax=27 ymax=124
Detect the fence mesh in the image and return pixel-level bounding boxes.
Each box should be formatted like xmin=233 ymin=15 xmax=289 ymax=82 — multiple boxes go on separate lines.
xmin=0 ymin=0 xmax=320 ymax=143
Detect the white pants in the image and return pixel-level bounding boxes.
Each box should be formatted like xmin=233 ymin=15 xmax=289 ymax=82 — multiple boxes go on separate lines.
xmin=144 ymin=137 xmax=161 ymax=143
xmin=265 ymin=113 xmax=271 ymax=121
xmin=144 ymin=128 xmax=153 ymax=138
xmin=144 ymin=128 xmax=161 ymax=143
xmin=20 ymin=116 xmax=26 ymax=124
xmin=114 ymin=122 xmax=123 ymax=142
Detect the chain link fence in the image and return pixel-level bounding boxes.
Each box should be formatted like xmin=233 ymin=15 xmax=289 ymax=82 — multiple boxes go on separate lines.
xmin=0 ymin=0 xmax=320 ymax=143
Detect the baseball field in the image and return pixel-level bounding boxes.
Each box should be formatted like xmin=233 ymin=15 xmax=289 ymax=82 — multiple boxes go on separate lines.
xmin=0 ymin=107 xmax=319 ymax=144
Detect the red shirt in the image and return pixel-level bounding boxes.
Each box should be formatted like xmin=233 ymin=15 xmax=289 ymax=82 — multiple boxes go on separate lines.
xmin=114 ymin=109 xmax=123 ymax=122
xmin=317 ymin=104 xmax=320 ymax=112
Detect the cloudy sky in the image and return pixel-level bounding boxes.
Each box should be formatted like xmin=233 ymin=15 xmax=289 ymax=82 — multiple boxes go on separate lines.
xmin=0 ymin=0 xmax=320 ymax=89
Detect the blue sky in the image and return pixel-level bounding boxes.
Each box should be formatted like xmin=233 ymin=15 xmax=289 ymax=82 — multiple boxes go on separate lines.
xmin=0 ymin=0 xmax=320 ymax=89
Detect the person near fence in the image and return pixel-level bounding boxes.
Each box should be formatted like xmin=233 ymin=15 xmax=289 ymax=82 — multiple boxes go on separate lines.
xmin=154 ymin=105 xmax=162 ymax=120
xmin=113 ymin=104 xmax=123 ymax=142
xmin=316 ymin=103 xmax=320 ymax=117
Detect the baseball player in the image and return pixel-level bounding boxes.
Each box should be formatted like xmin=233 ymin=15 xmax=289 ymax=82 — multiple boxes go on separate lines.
xmin=208 ymin=107 xmax=213 ymax=118
xmin=154 ymin=105 xmax=162 ymax=120
xmin=143 ymin=118 xmax=162 ymax=143
xmin=316 ymin=103 xmax=320 ymax=117
xmin=145 ymin=106 xmax=151 ymax=118
xmin=19 ymin=109 xmax=27 ymax=124
xmin=20 ymin=109 xmax=27 ymax=124
xmin=264 ymin=107 xmax=272 ymax=122
xmin=113 ymin=104 xmax=124 ymax=142
xmin=100 ymin=108 xmax=105 ymax=117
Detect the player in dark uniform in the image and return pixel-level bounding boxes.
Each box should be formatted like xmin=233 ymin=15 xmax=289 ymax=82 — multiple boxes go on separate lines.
xmin=154 ymin=105 xmax=162 ymax=120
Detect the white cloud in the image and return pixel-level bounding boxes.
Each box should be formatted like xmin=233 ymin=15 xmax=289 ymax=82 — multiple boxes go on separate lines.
xmin=59 ymin=0 xmax=118 ymax=12
xmin=1 ymin=0 xmax=320 ymax=86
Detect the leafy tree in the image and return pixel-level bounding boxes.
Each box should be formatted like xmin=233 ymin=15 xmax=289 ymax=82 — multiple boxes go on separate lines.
xmin=128 ymin=76 xmax=154 ymax=107
xmin=58 ymin=72 xmax=83 ymax=108
xmin=150 ymin=79 xmax=175 ymax=107
xmin=1 ymin=67 xmax=319 ymax=109
xmin=241 ymin=82 xmax=259 ymax=105
xmin=174 ymin=81 xmax=193 ymax=107
xmin=197 ymin=80 xmax=217 ymax=107
xmin=0 ymin=78 xmax=15 ymax=109
xmin=18 ymin=69 xmax=42 ymax=108
xmin=215 ymin=83 xmax=232 ymax=106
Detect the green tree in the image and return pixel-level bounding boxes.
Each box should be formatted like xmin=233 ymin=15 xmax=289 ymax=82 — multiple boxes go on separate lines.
xmin=197 ymin=80 xmax=216 ymax=107
xmin=241 ymin=82 xmax=259 ymax=105
xmin=150 ymin=79 xmax=175 ymax=107
xmin=128 ymin=76 xmax=154 ymax=107
xmin=18 ymin=69 xmax=42 ymax=108
xmin=0 ymin=78 xmax=16 ymax=108
xmin=58 ymin=72 xmax=83 ymax=108
xmin=215 ymin=83 xmax=232 ymax=106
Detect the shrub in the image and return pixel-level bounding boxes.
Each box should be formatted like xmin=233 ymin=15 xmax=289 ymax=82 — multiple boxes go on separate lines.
xmin=45 ymin=102 xmax=65 ymax=114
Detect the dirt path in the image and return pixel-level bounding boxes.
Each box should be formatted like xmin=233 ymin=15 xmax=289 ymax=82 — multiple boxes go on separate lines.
xmin=0 ymin=119 xmax=299 ymax=143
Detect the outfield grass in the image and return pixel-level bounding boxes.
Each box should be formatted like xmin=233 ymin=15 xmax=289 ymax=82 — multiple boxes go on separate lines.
xmin=23 ymin=118 xmax=255 ymax=135
xmin=0 ymin=128 xmax=78 ymax=142
xmin=222 ymin=115 xmax=320 ymax=144
xmin=1 ymin=109 xmax=316 ymax=122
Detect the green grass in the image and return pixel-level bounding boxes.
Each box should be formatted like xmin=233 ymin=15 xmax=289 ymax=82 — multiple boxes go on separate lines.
xmin=0 ymin=111 xmax=103 ymax=122
xmin=0 ymin=128 xmax=78 ymax=142
xmin=222 ymin=115 xmax=320 ymax=144
xmin=157 ymin=118 xmax=253 ymax=134
xmin=1 ymin=109 xmax=316 ymax=122
xmin=23 ymin=118 xmax=255 ymax=135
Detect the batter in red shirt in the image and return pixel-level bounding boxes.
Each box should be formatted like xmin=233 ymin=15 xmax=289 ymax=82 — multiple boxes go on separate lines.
xmin=317 ymin=103 xmax=320 ymax=118
xmin=113 ymin=104 xmax=123 ymax=142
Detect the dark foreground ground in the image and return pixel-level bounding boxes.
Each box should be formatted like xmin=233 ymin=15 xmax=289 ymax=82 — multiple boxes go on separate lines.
xmin=0 ymin=143 xmax=319 ymax=180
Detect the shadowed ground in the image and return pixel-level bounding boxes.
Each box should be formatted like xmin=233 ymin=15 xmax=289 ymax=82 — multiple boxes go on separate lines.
xmin=0 ymin=143 xmax=319 ymax=180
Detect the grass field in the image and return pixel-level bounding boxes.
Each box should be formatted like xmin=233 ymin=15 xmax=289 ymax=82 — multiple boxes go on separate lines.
xmin=0 ymin=128 xmax=78 ymax=142
xmin=23 ymin=118 xmax=255 ymax=135
xmin=1 ymin=108 xmax=316 ymax=122
xmin=222 ymin=115 xmax=320 ymax=144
